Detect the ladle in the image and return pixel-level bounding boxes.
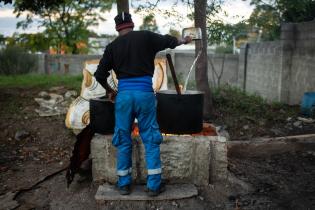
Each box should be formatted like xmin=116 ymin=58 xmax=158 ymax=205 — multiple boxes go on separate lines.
xmin=166 ymin=53 xmax=181 ymax=95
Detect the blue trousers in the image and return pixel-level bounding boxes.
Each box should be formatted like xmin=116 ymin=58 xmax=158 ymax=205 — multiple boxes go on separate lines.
xmin=112 ymin=90 xmax=163 ymax=190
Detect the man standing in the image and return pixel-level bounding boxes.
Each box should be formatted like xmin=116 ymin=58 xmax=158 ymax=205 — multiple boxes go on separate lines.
xmin=94 ymin=12 xmax=191 ymax=196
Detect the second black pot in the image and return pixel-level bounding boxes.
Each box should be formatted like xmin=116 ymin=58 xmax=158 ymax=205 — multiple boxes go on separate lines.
xmin=89 ymin=98 xmax=115 ymax=134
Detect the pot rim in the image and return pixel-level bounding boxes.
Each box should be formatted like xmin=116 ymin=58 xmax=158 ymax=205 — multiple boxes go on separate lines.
xmin=157 ymin=90 xmax=204 ymax=95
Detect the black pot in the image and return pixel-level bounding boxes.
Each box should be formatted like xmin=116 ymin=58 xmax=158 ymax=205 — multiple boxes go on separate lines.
xmin=156 ymin=90 xmax=204 ymax=134
xmin=89 ymin=98 xmax=115 ymax=134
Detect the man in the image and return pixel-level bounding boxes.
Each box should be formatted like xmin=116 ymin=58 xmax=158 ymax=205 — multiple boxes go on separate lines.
xmin=94 ymin=12 xmax=192 ymax=196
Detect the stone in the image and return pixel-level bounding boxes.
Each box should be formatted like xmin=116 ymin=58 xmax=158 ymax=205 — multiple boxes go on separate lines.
xmin=91 ymin=134 xmax=228 ymax=186
xmin=198 ymin=196 xmax=204 ymax=201
xmin=38 ymin=91 xmax=50 ymax=98
xmin=64 ymin=90 xmax=78 ymax=99
xmin=243 ymin=125 xmax=249 ymax=130
xmin=293 ymin=121 xmax=302 ymax=127
xmin=270 ymin=128 xmax=284 ymax=136
xmin=14 ymin=130 xmax=30 ymax=141
xmin=49 ymin=86 xmax=65 ymax=92
xmin=95 ymin=184 xmax=198 ymax=201
xmin=297 ymin=117 xmax=315 ymax=124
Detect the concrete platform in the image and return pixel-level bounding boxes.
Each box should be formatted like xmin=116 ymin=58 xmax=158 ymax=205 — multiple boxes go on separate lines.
xmin=91 ymin=133 xmax=228 ymax=186
xmin=95 ymin=184 xmax=198 ymax=201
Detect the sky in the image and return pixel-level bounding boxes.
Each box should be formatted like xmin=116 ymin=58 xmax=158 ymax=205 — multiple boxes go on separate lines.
xmin=0 ymin=0 xmax=254 ymax=37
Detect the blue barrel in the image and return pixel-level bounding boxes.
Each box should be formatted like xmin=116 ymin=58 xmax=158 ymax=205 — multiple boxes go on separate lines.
xmin=301 ymin=92 xmax=315 ymax=117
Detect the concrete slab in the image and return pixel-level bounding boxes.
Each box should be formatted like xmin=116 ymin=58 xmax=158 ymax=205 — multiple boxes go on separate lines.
xmin=95 ymin=184 xmax=198 ymax=201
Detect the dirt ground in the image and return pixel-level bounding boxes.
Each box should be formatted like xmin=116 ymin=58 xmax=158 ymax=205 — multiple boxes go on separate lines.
xmin=1 ymin=87 xmax=315 ymax=210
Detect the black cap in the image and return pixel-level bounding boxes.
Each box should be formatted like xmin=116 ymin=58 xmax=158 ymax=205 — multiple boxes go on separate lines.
xmin=114 ymin=12 xmax=134 ymax=31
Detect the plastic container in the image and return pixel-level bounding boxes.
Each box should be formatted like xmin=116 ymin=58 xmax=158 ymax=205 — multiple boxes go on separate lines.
xmin=301 ymin=92 xmax=315 ymax=117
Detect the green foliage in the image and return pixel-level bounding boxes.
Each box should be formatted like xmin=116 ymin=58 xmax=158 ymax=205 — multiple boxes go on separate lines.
xmin=213 ymin=85 xmax=298 ymax=121
xmin=0 ymin=46 xmax=37 ymax=75
xmin=168 ymin=28 xmax=181 ymax=39
xmin=6 ymin=33 xmax=51 ymax=53
xmin=0 ymin=34 xmax=5 ymax=44
xmin=248 ymin=0 xmax=315 ymax=40
xmin=139 ymin=14 xmax=159 ymax=33
xmin=13 ymin=0 xmax=114 ymax=54
xmin=215 ymin=45 xmax=233 ymax=54
xmin=207 ymin=20 xmax=249 ymax=45
xmin=0 ymin=74 xmax=82 ymax=91
xmin=0 ymin=0 xmax=12 ymax=5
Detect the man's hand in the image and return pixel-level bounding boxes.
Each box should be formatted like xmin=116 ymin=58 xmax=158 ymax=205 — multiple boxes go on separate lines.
xmin=178 ymin=36 xmax=193 ymax=45
xmin=107 ymin=90 xmax=117 ymax=103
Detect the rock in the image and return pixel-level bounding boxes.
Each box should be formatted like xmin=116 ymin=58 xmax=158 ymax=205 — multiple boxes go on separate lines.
xmin=49 ymin=86 xmax=65 ymax=92
xmin=293 ymin=121 xmax=302 ymax=127
xmin=38 ymin=91 xmax=50 ymax=98
xmin=64 ymin=90 xmax=78 ymax=99
xmin=297 ymin=117 xmax=315 ymax=124
xmin=14 ymin=130 xmax=30 ymax=141
xmin=243 ymin=125 xmax=249 ymax=130
xmin=198 ymin=196 xmax=204 ymax=201
xmin=172 ymin=201 xmax=179 ymax=207
xmin=286 ymin=117 xmax=292 ymax=122
xmin=23 ymin=146 xmax=38 ymax=152
xmin=270 ymin=128 xmax=284 ymax=136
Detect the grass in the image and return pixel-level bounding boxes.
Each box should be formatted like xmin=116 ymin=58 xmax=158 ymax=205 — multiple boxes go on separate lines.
xmin=0 ymin=73 xmax=82 ymax=91
xmin=212 ymin=85 xmax=300 ymax=138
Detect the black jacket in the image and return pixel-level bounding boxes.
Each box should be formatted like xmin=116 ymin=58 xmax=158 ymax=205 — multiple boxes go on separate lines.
xmin=94 ymin=30 xmax=179 ymax=89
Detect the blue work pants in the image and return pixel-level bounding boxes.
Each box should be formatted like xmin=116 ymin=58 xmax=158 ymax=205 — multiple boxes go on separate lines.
xmin=112 ymin=90 xmax=163 ymax=191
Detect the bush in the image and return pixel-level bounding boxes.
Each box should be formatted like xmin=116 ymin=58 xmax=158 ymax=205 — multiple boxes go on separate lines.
xmin=0 ymin=46 xmax=37 ymax=75
xmin=215 ymin=45 xmax=233 ymax=54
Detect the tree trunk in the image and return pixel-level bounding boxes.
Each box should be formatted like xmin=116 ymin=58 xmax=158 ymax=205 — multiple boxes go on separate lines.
xmin=194 ymin=0 xmax=213 ymax=120
xmin=117 ymin=0 xmax=129 ymax=13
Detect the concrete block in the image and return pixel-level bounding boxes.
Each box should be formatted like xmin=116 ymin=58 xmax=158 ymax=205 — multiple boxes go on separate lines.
xmin=91 ymin=134 xmax=228 ymax=186
xmin=95 ymin=183 xmax=198 ymax=201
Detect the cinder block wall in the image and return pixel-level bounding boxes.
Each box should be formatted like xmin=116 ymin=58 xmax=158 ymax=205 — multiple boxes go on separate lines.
xmin=34 ymin=20 xmax=315 ymax=105
xmin=288 ymin=21 xmax=315 ymax=104
xmin=172 ymin=51 xmax=239 ymax=89
xmin=245 ymin=42 xmax=282 ymax=102
xmin=239 ymin=20 xmax=315 ymax=105
xmin=36 ymin=54 xmax=101 ymax=74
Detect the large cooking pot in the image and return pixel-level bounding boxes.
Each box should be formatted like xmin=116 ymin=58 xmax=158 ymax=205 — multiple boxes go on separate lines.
xmin=156 ymin=90 xmax=204 ymax=134
xmin=89 ymin=98 xmax=115 ymax=134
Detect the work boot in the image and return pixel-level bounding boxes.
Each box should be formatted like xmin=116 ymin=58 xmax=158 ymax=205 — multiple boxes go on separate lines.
xmin=146 ymin=183 xmax=166 ymax=197
xmin=116 ymin=184 xmax=131 ymax=195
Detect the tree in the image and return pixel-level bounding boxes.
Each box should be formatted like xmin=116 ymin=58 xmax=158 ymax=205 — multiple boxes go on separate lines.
xmin=168 ymin=28 xmax=181 ymax=39
xmin=248 ymin=0 xmax=315 ymax=40
xmin=5 ymin=33 xmax=51 ymax=53
xmin=0 ymin=0 xmax=12 ymax=5
xmin=139 ymin=14 xmax=159 ymax=33
xmin=0 ymin=34 xmax=5 ymax=45
xmin=206 ymin=19 xmax=249 ymax=45
xmin=13 ymin=0 xmax=114 ymax=54
xmin=195 ymin=0 xmax=214 ymax=119
xmin=117 ymin=0 xmax=129 ymax=13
